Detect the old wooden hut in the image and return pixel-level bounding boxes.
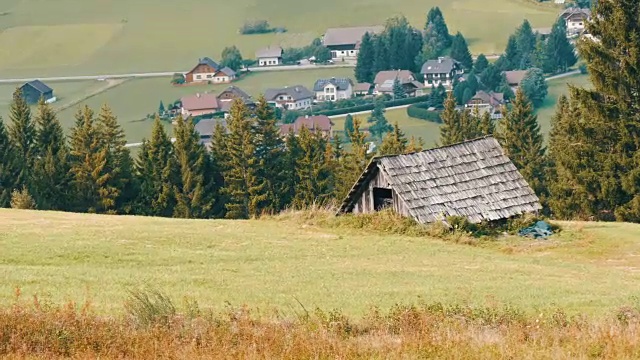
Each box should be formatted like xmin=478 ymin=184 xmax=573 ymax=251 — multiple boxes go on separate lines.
xmin=337 ymin=136 xmax=542 ymax=224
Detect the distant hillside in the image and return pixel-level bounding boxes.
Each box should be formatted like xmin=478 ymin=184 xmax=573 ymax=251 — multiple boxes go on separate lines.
xmin=1 ymin=209 xmax=639 ymax=315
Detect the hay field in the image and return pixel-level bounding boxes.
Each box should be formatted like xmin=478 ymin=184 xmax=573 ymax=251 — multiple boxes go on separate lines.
xmin=0 ymin=0 xmax=558 ymax=77
xmin=1 ymin=209 xmax=640 ymax=315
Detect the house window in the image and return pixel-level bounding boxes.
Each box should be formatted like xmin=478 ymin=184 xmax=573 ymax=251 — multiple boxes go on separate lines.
xmin=207 ymin=74 xmax=212 ymax=78
xmin=325 ymin=87 xmax=335 ymax=93
xmin=196 ymin=75 xmax=202 ymax=80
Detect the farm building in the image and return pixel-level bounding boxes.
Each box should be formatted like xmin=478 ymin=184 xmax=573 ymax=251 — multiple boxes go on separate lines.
xmin=322 ymin=26 xmax=384 ymax=61
xmin=185 ymin=57 xmax=236 ymax=84
xmin=337 ymin=136 xmax=541 ymax=224
xmin=20 ymin=80 xmax=55 ymax=104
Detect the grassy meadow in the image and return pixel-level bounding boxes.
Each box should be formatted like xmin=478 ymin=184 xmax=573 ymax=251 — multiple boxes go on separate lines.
xmin=1 ymin=209 xmax=640 ymax=316
xmin=0 ymin=0 xmax=559 ymax=78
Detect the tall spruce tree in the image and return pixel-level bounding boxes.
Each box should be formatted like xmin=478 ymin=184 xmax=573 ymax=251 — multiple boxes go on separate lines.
xmin=135 ymin=116 xmax=177 ymax=217
xmin=209 ymin=121 xmax=229 ymax=218
xmin=520 ymin=68 xmax=548 ymax=108
xmin=439 ymin=92 xmax=462 ymax=145
xmin=68 ymin=106 xmax=108 ymax=212
xmin=392 ymin=77 xmax=406 ymax=99
xmin=355 ymin=32 xmax=375 ymax=83
xmin=0 ymin=117 xmax=19 ymax=207
xmin=172 ymin=115 xmax=214 ymax=218
xmin=424 ymin=7 xmax=451 ymax=49
xmin=96 ymin=104 xmax=136 ymax=213
xmin=547 ymin=0 xmax=640 ymax=221
xmin=8 ymin=88 xmax=36 ymax=192
xmin=515 ymin=20 xmax=536 ymax=69
xmin=368 ymin=97 xmax=392 ymax=140
xmin=282 ymin=131 xmax=302 ymax=207
xmin=450 ymin=32 xmax=473 ymax=70
xmin=292 ymin=127 xmax=331 ymax=208
xmin=222 ymin=99 xmax=264 ymax=219
xmin=545 ymin=17 xmax=577 ymax=73
xmin=344 ymin=114 xmax=355 ymax=140
xmin=372 ymin=35 xmax=389 ymax=73
xmin=334 ymin=117 xmax=369 ymax=200
xmin=473 ymin=54 xmax=489 ymax=74
xmin=497 ymin=89 xmax=546 ymax=197
xmin=32 ymin=98 xmax=70 ymax=210
xmin=503 ymin=35 xmax=521 ymax=71
xmin=406 ymin=136 xmax=425 ymax=153
xmin=253 ymin=95 xmax=285 ymax=214
xmin=480 ymin=110 xmax=495 ymax=135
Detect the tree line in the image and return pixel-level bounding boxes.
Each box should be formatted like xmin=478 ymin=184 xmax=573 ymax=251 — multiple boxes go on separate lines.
xmin=0 ymin=90 xmax=424 ymax=218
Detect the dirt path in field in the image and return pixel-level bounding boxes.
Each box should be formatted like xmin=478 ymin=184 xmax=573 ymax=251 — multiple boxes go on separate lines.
xmin=54 ymin=78 xmax=129 ymax=113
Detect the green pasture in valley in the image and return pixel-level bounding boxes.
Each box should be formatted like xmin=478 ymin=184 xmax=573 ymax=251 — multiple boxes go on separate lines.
xmin=0 ymin=0 xmax=558 ymax=77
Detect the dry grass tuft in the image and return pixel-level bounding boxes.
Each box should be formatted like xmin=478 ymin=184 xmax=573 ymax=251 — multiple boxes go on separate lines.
xmin=3 ymin=291 xmax=640 ymax=359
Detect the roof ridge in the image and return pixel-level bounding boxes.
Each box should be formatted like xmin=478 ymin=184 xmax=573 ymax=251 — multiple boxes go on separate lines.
xmin=372 ymin=135 xmax=496 ymax=161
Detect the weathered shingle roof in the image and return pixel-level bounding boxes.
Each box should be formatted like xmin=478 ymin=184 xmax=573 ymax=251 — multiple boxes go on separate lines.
xmin=338 ymin=136 xmax=541 ymax=224
xmin=323 ymin=26 xmax=384 ymax=47
xmin=313 ymin=77 xmax=353 ymax=91
xmin=264 ymin=85 xmax=314 ymax=101
xmin=23 ymin=80 xmax=53 ymax=94
xmin=256 ymin=46 xmax=283 ymax=58
xmin=420 ymin=57 xmax=460 ymax=74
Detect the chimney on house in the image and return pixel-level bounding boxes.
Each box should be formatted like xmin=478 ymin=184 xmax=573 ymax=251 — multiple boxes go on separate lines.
xmin=305 ymin=114 xmax=309 ymax=119
xmin=196 ymin=93 xmax=201 ymax=98
xmin=438 ymin=57 xmax=444 ymax=63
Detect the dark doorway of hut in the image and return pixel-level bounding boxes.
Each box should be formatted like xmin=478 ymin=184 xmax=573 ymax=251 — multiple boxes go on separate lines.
xmin=373 ymin=187 xmax=393 ymax=211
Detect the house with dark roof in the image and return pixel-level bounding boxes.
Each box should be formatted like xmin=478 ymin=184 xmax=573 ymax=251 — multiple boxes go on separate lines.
xmin=180 ymin=93 xmax=220 ymax=117
xmin=313 ymin=77 xmax=353 ymax=101
xmin=322 ymin=26 xmax=384 ymax=60
xmin=354 ymin=82 xmax=372 ymax=96
xmin=465 ymin=91 xmax=505 ymax=120
xmin=194 ymin=118 xmax=228 ymax=149
xmin=373 ymin=70 xmax=425 ymax=97
xmin=256 ymin=46 xmax=283 ymax=66
xmin=279 ymin=115 xmax=334 ymax=138
xmin=337 ymin=136 xmax=541 ymax=224
xmin=420 ymin=57 xmax=463 ymax=88
xmin=560 ymin=7 xmax=591 ymax=36
xmin=185 ymin=57 xmax=236 ymax=84
xmin=20 ymin=80 xmax=54 ymax=104
xmin=502 ymin=70 xmax=528 ymax=91
xmin=264 ymin=85 xmax=314 ymax=110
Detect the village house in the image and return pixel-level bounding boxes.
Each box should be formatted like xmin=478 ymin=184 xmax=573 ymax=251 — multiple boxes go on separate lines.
xmin=337 ymin=136 xmax=542 ymax=224
xmin=322 ymin=26 xmax=384 ymax=61
xmin=465 ymin=90 xmax=505 ymax=119
xmin=420 ymin=57 xmax=463 ymax=88
xmin=255 ymin=46 xmax=283 ymax=66
xmin=503 ymin=70 xmax=528 ymax=92
xmin=194 ymin=118 xmax=228 ymax=149
xmin=20 ymin=80 xmax=55 ymax=104
xmin=180 ymin=93 xmax=220 ymax=118
xmin=313 ymin=77 xmax=353 ymax=101
xmin=560 ymin=7 xmax=591 ymax=36
xmin=217 ymin=85 xmax=255 ymax=114
xmin=185 ymin=57 xmax=236 ymax=84
xmin=373 ymin=70 xmax=425 ymax=97
xmin=264 ymin=85 xmax=314 ymax=110
xmin=354 ymin=82 xmax=372 ymax=96
xmin=279 ymin=115 xmax=334 ymax=138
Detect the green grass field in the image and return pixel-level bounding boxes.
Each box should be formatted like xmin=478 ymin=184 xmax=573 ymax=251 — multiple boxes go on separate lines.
xmin=1 ymin=209 xmax=640 ymax=316
xmin=0 ymin=0 xmax=559 ymax=77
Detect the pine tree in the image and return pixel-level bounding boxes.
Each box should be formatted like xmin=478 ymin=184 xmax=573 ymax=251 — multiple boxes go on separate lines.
xmin=222 ymin=99 xmax=263 ymax=219
xmin=480 ymin=64 xmax=503 ymax=91
xmin=392 ymin=77 xmax=406 ymax=99
xmin=8 ymin=88 xmax=36 ymax=192
xmin=344 ymin=114 xmax=355 ymax=140
xmin=0 ymin=117 xmax=19 ymax=207
xmin=209 ymin=121 xmax=229 ymax=217
xmin=450 ymin=32 xmax=473 ymax=69
xmin=458 ymin=108 xmax=483 ymax=141
xmin=503 ymin=35 xmax=520 ymax=71
xmin=253 ymin=95 xmax=285 ymax=214
xmin=136 ymin=116 xmax=176 ymax=217
xmin=424 ymin=7 xmax=452 ymax=49
xmin=334 ymin=117 xmax=369 ymax=200
xmin=406 ymin=136 xmax=425 ymax=153
xmin=520 ymin=68 xmax=548 ymax=108
xmin=172 ymin=115 xmax=214 ymax=218
xmin=68 ymin=106 xmax=108 ymax=212
xmin=32 ymin=98 xmax=70 ymax=210
xmin=497 ymin=89 xmax=546 ymax=197
xmin=473 ymin=54 xmax=489 ymax=74
xmin=480 ymin=110 xmax=495 ymax=135
xmin=368 ymin=97 xmax=392 ymax=140
xmin=372 ymin=35 xmax=389 ymax=73
xmin=379 ymin=122 xmax=408 ymax=155
xmin=158 ymin=101 xmax=165 ymax=116
xmin=292 ymin=126 xmax=331 ymax=208
xmin=281 ymin=131 xmax=302 ymax=207
xmin=515 ymin=20 xmax=536 ymax=69
xmin=545 ymin=17 xmax=577 ymax=73
xmin=95 ymin=104 xmax=137 ymax=214
xmin=439 ymin=92 xmax=462 ymax=145
xmin=355 ymin=32 xmax=375 ymax=83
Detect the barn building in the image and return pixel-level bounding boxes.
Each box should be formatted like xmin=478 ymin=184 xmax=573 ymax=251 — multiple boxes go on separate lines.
xmin=337 ymin=136 xmax=542 ymax=224
xmin=20 ymin=80 xmax=55 ymax=104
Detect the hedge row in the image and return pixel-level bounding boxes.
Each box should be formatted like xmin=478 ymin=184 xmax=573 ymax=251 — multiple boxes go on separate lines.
xmin=313 ymin=95 xmax=432 ymax=117
xmin=406 ymin=102 xmax=442 ymax=123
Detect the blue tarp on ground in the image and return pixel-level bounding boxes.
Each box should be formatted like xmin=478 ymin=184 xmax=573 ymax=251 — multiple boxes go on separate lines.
xmin=518 ymin=221 xmax=553 ymax=239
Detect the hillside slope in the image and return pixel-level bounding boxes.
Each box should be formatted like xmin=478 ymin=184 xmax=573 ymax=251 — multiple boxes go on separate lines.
xmin=1 ymin=209 xmax=639 ymax=315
